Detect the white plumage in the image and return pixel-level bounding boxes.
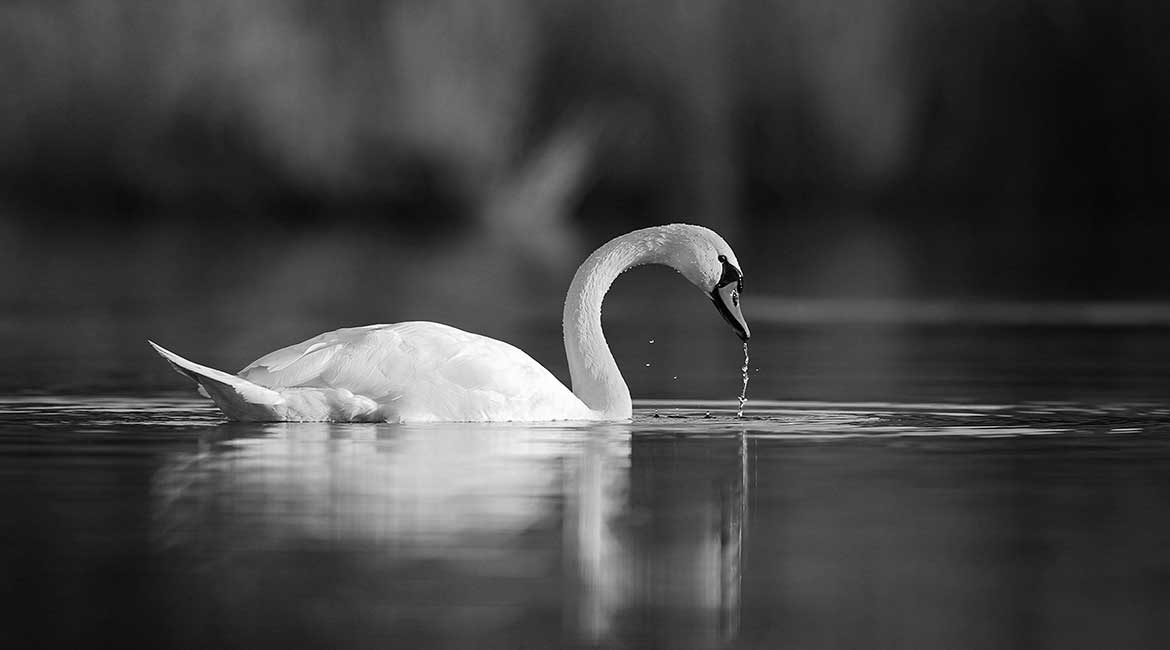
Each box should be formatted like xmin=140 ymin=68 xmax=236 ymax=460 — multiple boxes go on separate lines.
xmin=150 ymin=224 xmax=749 ymax=422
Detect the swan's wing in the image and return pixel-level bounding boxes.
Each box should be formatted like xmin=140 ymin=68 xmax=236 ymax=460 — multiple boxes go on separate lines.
xmin=237 ymin=322 xmax=587 ymax=420
xmin=238 ymin=324 xmax=385 ymax=388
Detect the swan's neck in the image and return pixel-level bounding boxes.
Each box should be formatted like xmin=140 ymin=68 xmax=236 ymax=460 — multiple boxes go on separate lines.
xmin=563 ymin=227 xmax=691 ymax=419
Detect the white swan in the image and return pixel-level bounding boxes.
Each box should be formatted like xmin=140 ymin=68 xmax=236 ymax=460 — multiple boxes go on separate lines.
xmin=149 ymin=224 xmax=749 ymax=422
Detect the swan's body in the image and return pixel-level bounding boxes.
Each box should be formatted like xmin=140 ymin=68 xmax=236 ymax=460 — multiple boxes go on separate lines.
xmin=153 ymin=323 xmax=591 ymax=422
xmin=150 ymin=224 xmax=749 ymax=422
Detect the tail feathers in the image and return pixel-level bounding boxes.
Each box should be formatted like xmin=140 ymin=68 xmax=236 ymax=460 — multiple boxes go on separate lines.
xmin=148 ymin=341 xmax=282 ymax=420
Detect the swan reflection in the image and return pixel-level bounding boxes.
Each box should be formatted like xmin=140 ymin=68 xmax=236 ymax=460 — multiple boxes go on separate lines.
xmin=152 ymin=421 xmax=749 ymax=646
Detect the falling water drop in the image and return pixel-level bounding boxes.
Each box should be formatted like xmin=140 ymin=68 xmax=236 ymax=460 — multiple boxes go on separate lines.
xmin=737 ymin=342 xmax=750 ymax=419
xmin=648 ymin=339 xmax=655 ymax=344
xmin=645 ymin=362 xmax=651 ymax=367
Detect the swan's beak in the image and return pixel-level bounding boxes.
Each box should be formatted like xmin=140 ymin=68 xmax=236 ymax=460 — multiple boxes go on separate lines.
xmin=711 ymin=283 xmax=750 ymax=341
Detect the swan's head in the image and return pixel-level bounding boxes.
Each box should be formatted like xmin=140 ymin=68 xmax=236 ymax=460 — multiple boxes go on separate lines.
xmin=668 ymin=225 xmax=751 ymax=342
xmin=709 ymin=252 xmax=750 ymax=342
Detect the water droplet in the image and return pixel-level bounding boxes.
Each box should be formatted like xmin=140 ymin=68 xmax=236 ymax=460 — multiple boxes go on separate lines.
xmin=645 ymin=362 xmax=651 ymax=367
xmin=737 ymin=342 xmax=750 ymax=419
xmin=648 ymin=339 xmax=655 ymax=344
xmin=672 ymin=376 xmax=678 ymax=381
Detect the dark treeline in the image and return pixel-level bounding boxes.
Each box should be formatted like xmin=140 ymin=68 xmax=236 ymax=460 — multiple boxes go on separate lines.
xmin=1 ymin=0 xmax=1169 ymax=298
xmin=2 ymin=1 xmax=1167 ymax=213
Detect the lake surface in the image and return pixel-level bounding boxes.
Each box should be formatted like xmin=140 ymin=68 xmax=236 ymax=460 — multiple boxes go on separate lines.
xmin=7 ymin=167 xmax=1170 ymax=648
xmin=4 ymin=376 xmax=1170 ymax=648
xmin=4 ymin=235 xmax=1170 ymax=650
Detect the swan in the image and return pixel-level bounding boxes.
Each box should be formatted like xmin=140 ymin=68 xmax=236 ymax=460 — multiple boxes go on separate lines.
xmin=149 ymin=224 xmax=749 ymax=422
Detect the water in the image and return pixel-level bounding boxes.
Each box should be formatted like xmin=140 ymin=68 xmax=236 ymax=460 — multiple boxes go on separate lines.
xmin=5 ymin=233 xmax=1170 ymax=650
xmin=738 ymin=342 xmax=750 ymax=418
xmin=4 ymin=390 xmax=1170 ymax=649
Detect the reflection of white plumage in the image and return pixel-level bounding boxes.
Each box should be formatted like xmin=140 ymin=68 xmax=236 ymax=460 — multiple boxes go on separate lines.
xmin=149 ymin=224 xmax=749 ymax=422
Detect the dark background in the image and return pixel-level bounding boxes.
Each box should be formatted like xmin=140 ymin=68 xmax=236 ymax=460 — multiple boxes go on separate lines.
xmin=2 ymin=0 xmax=1169 ymax=396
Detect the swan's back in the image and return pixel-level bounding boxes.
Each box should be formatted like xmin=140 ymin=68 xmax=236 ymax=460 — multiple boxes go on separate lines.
xmin=238 ymin=322 xmax=593 ymax=422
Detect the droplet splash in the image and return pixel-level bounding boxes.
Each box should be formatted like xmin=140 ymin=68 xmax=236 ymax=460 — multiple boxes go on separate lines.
xmin=737 ymin=342 xmax=750 ymax=418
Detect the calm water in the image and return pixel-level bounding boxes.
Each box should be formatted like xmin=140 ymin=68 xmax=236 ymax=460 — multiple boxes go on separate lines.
xmin=8 ymin=199 xmax=1170 ymax=648
xmin=4 ymin=388 xmax=1170 ymax=649
xmin=4 ymin=256 xmax=1170 ymax=650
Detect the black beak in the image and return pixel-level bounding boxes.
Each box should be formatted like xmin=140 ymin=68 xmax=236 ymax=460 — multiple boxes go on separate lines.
xmin=711 ymin=282 xmax=750 ymax=342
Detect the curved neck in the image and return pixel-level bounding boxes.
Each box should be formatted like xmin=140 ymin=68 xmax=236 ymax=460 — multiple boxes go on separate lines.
xmin=562 ymin=227 xmax=692 ymax=419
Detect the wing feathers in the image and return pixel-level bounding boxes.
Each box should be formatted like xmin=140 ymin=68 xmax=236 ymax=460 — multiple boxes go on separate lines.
xmin=227 ymin=322 xmax=588 ymax=421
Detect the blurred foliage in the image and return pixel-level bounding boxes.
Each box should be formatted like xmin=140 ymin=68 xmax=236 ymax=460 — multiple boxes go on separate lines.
xmin=2 ymin=0 xmax=1170 ymax=305
xmin=1 ymin=0 xmax=1167 ymax=219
